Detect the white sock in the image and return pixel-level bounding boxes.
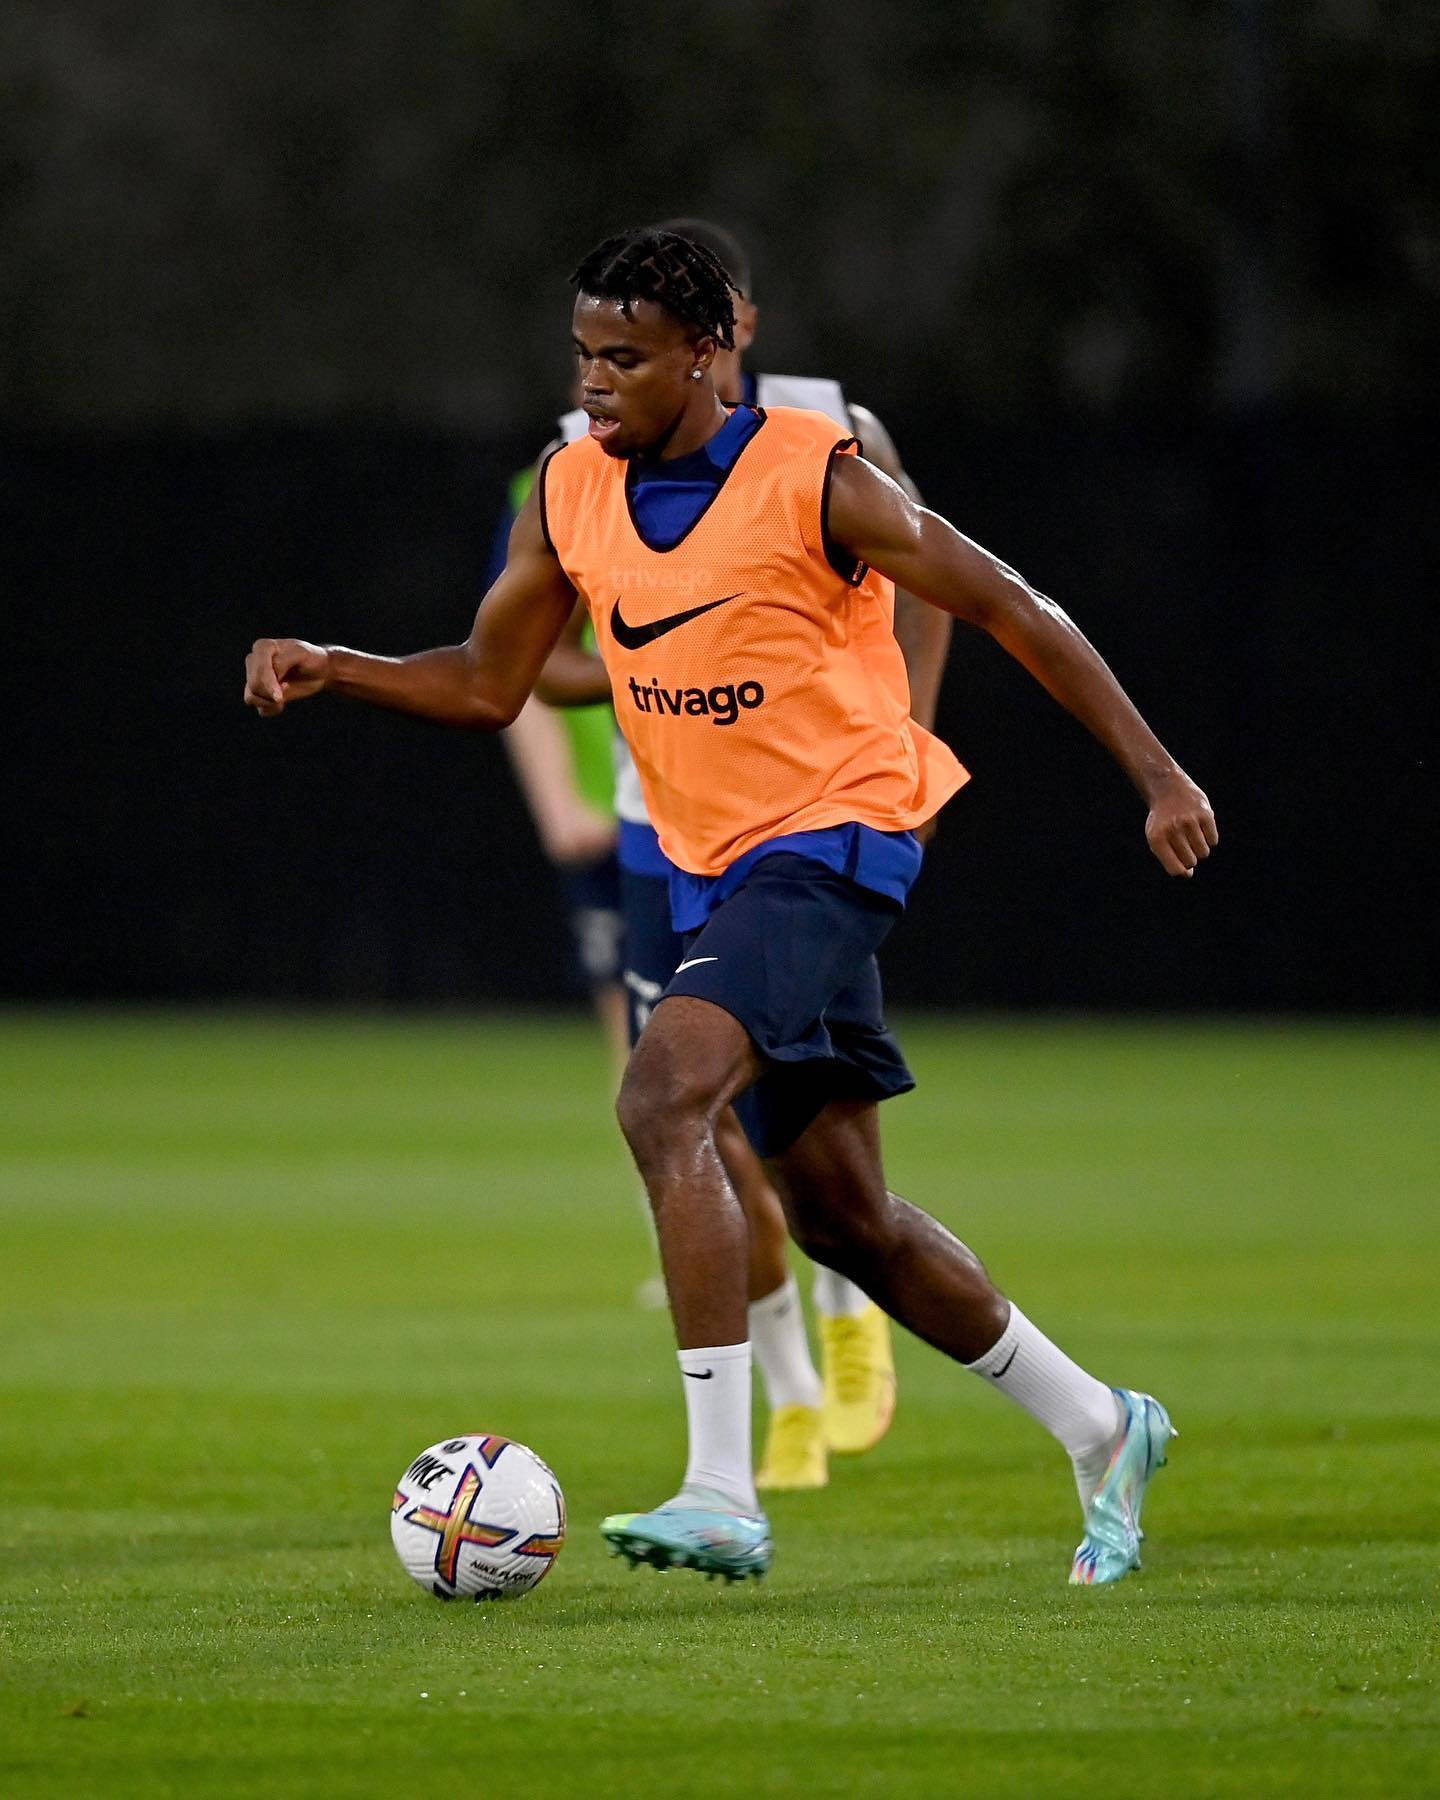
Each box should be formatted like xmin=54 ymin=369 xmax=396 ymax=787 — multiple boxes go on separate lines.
xmin=965 ymin=1304 xmax=1124 ymax=1511
xmin=678 ymin=1342 xmax=758 ymax=1514
xmin=811 ymin=1264 xmax=870 ymax=1318
xmin=748 ymin=1277 xmax=823 ymax=1410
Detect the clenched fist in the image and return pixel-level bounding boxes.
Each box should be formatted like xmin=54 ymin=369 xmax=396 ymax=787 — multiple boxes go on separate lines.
xmin=244 ymin=639 xmax=330 ymax=716
xmin=1144 ymin=769 xmax=1219 ymax=877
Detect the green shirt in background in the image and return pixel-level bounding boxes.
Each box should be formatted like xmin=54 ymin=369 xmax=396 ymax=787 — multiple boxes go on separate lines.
xmin=507 ymin=467 xmax=615 ymax=820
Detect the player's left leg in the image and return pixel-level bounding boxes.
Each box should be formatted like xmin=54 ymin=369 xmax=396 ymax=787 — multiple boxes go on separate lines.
xmin=768 ymin=1099 xmax=1173 ymax=1585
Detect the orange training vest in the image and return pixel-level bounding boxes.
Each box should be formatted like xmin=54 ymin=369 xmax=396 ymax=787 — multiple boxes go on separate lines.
xmin=541 ymin=406 xmax=969 ymax=875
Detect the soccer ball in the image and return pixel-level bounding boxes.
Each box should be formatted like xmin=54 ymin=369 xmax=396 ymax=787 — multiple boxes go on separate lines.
xmin=390 ymin=1434 xmax=566 ymax=1601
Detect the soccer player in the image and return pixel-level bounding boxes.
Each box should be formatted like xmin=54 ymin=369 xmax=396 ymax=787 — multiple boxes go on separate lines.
xmin=539 ymin=218 xmax=943 ymax=1490
xmin=244 ymin=228 xmax=1218 ymax=1587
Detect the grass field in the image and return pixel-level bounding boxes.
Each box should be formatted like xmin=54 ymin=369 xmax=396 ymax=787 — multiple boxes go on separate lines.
xmin=1 ymin=1012 xmax=1436 ymax=1798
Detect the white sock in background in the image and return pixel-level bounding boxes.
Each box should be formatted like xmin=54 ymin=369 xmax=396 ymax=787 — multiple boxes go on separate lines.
xmin=748 ymin=1276 xmax=824 ymax=1410
xmin=965 ymin=1304 xmax=1124 ymax=1511
xmin=678 ymin=1342 xmax=759 ymax=1514
xmin=812 ymin=1264 xmax=870 ymax=1318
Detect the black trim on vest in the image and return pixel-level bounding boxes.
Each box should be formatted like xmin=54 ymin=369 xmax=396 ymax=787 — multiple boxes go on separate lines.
xmin=821 ymin=438 xmax=869 ymax=586
xmin=622 ymin=407 xmax=770 ymax=554
xmin=536 ymin=444 xmax=562 ymax=555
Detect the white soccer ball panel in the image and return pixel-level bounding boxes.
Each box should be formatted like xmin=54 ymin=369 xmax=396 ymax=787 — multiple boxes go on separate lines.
xmin=390 ymin=1434 xmax=566 ymax=1601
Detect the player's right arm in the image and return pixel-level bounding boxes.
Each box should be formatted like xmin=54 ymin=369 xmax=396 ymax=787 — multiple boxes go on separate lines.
xmin=243 ymin=486 xmax=578 ymax=730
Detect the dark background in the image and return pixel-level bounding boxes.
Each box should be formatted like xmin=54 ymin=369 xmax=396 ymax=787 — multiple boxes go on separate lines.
xmin=4 ymin=0 xmax=1436 ymax=1011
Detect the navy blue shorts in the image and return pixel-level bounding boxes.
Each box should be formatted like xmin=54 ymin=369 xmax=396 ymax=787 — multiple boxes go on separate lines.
xmin=558 ymin=850 xmax=623 ymax=990
xmin=659 ymin=853 xmax=915 ymax=1157
xmin=620 ymin=865 xmax=683 ymax=1046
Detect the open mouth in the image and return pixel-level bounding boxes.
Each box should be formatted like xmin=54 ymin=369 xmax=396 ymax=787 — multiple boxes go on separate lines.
xmin=587 ymin=414 xmax=622 ymax=446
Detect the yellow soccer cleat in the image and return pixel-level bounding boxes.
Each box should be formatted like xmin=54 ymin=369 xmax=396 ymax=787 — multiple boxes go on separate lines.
xmin=756 ymin=1404 xmax=828 ymax=1491
xmin=820 ymin=1303 xmax=897 ymax=1454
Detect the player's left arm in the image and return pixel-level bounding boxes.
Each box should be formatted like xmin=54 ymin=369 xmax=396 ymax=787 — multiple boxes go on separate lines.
xmin=848 ymin=402 xmax=951 ymax=734
xmin=826 ymin=453 xmax=1218 ymax=877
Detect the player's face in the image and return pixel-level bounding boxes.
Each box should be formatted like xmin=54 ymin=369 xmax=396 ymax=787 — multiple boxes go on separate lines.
xmin=572 ymin=295 xmax=712 ymax=458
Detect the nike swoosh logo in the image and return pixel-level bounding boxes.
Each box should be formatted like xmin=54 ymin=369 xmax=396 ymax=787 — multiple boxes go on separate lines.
xmin=683 ymin=1368 xmax=715 ymax=1380
xmin=610 ymin=591 xmax=743 ymax=650
xmin=674 ymin=957 xmax=718 ymax=974
xmin=991 ymin=1346 xmax=1018 ymax=1379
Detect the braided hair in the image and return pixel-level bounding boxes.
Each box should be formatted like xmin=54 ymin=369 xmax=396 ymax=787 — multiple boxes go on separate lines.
xmin=569 ymin=228 xmax=738 ymax=349
xmin=656 ymin=218 xmax=753 ymax=300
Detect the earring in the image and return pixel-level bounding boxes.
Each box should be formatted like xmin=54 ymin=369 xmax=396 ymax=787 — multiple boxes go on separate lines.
xmin=691 ymin=369 xmax=703 ymax=381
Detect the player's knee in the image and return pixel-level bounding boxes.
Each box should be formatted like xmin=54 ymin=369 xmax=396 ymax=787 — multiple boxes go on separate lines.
xmin=785 ymin=1180 xmax=895 ymax=1274
xmin=615 ymin=1051 xmax=716 ymax=1168
xmin=794 ymin=1218 xmax=881 ymax=1288
xmin=786 ymin=1210 xmax=840 ymax=1269
xmin=781 ymin=1184 xmax=848 ymax=1267
xmin=613 ymin=1063 xmax=654 ymax=1154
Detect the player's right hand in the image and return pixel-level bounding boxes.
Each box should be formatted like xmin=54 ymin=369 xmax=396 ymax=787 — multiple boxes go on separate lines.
xmin=1143 ymin=768 xmax=1218 ymax=877
xmin=244 ymin=638 xmax=330 ymax=716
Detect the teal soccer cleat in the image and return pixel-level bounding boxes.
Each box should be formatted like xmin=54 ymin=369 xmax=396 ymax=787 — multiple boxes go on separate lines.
xmin=1068 ymin=1389 xmax=1176 ymax=1586
xmin=601 ymin=1489 xmax=773 ymax=1583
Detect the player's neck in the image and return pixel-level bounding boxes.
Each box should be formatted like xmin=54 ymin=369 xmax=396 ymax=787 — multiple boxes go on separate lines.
xmin=650 ymin=392 xmax=731 ymax=462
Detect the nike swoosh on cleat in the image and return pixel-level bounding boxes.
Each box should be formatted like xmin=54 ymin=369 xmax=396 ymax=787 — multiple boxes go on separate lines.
xmin=674 ymin=956 xmax=718 ymax=974
xmin=610 ymin=592 xmax=743 ymax=650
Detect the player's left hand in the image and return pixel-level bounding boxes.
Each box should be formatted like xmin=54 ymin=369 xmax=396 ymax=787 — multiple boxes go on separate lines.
xmin=1144 ymin=770 xmax=1218 ymax=877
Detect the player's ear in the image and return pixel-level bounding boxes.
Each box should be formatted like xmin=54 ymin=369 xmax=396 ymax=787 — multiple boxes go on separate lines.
xmin=690 ymin=335 xmax=718 ymax=379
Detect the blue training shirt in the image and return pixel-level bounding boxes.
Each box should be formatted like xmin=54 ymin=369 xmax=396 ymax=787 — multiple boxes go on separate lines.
xmin=627 ymin=404 xmax=764 ymax=549
xmin=668 ymin=824 xmax=922 ymax=933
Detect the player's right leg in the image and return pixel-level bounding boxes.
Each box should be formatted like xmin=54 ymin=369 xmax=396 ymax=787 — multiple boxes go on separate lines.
xmin=602 ymin=994 xmax=775 ymax=1579
xmin=622 ymin=860 xmax=828 ymax=1485
xmin=618 ymin=860 xmax=686 ymax=1310
xmin=768 ymin=1100 xmax=1173 ymax=1586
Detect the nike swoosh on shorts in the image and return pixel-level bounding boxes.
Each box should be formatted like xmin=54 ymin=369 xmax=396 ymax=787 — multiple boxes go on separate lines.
xmin=610 ymin=592 xmax=743 ymax=650
xmin=674 ymin=957 xmax=719 ymax=974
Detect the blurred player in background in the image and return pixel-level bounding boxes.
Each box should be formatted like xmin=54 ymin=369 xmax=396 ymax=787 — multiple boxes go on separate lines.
xmin=538 ymin=219 xmax=952 ymax=1493
xmin=488 ymin=468 xmax=628 ymax=1075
